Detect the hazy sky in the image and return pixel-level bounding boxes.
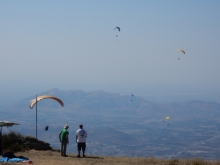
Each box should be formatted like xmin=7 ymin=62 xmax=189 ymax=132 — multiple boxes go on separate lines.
xmin=1 ymin=1 xmax=220 ymax=103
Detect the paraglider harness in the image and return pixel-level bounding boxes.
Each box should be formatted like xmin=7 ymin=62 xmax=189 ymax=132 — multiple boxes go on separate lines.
xmin=45 ymin=126 xmax=49 ymax=131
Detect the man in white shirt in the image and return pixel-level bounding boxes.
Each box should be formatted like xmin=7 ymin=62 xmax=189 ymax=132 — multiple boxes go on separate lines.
xmin=76 ymin=124 xmax=87 ymax=157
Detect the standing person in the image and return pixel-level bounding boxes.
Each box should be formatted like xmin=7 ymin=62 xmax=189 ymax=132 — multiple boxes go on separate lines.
xmin=59 ymin=125 xmax=69 ymax=157
xmin=76 ymin=124 xmax=87 ymax=157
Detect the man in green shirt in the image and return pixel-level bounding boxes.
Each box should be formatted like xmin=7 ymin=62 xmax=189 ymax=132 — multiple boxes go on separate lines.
xmin=59 ymin=125 xmax=69 ymax=157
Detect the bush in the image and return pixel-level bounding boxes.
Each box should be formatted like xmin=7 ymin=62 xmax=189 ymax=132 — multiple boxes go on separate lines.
xmin=2 ymin=131 xmax=28 ymax=152
xmin=168 ymin=159 xmax=179 ymax=165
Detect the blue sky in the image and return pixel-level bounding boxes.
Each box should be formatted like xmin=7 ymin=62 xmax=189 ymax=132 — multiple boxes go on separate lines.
xmin=0 ymin=1 xmax=220 ymax=103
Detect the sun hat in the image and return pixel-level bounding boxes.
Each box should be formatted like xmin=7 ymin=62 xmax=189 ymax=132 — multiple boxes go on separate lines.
xmin=64 ymin=125 xmax=69 ymax=129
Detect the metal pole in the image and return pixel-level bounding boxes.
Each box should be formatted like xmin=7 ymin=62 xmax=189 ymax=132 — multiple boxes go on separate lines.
xmin=36 ymin=94 xmax=37 ymax=139
xmin=0 ymin=126 xmax=2 ymax=154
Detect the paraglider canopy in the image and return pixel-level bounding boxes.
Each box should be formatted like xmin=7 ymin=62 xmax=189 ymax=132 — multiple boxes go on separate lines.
xmin=29 ymin=95 xmax=64 ymax=109
xmin=166 ymin=116 xmax=170 ymax=121
xmin=175 ymin=48 xmax=185 ymax=54
xmin=0 ymin=121 xmax=19 ymax=127
xmin=114 ymin=26 xmax=120 ymax=31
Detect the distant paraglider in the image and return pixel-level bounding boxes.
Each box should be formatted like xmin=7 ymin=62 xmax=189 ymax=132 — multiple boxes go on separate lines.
xmin=130 ymin=93 xmax=134 ymax=101
xmin=114 ymin=26 xmax=120 ymax=37
xmin=175 ymin=48 xmax=185 ymax=60
xmin=166 ymin=116 xmax=170 ymax=125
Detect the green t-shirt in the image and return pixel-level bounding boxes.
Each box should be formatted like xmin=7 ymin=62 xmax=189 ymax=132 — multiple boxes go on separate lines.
xmin=60 ymin=129 xmax=69 ymax=141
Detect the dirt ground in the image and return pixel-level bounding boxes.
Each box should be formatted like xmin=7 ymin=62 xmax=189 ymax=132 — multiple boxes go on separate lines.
xmin=1 ymin=150 xmax=155 ymax=165
xmin=1 ymin=150 xmax=220 ymax=165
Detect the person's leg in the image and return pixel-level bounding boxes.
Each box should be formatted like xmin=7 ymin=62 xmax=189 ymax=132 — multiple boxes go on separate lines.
xmin=63 ymin=141 xmax=67 ymax=156
xmin=61 ymin=142 xmax=64 ymax=156
xmin=82 ymin=143 xmax=86 ymax=157
xmin=77 ymin=143 xmax=81 ymax=157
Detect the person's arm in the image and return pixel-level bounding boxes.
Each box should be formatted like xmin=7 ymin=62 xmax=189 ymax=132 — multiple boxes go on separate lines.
xmin=76 ymin=134 xmax=78 ymax=143
xmin=66 ymin=134 xmax=69 ymax=144
xmin=59 ymin=133 xmax=61 ymax=142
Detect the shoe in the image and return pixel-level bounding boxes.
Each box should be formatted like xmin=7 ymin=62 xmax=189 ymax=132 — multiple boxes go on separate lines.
xmin=77 ymin=155 xmax=80 ymax=158
xmin=64 ymin=155 xmax=68 ymax=157
xmin=83 ymin=155 xmax=86 ymax=157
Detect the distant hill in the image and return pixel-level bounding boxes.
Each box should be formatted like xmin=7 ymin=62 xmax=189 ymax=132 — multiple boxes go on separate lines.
xmin=6 ymin=88 xmax=151 ymax=112
xmin=6 ymin=88 xmax=220 ymax=115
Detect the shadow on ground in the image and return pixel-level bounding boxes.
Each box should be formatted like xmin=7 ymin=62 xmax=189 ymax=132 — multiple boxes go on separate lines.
xmin=70 ymin=156 xmax=103 ymax=159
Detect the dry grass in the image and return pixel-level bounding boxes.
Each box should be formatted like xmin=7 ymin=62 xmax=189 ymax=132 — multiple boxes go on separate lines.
xmin=1 ymin=150 xmax=220 ymax=165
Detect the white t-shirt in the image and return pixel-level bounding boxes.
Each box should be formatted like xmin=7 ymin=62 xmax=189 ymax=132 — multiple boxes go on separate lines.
xmin=76 ymin=128 xmax=87 ymax=143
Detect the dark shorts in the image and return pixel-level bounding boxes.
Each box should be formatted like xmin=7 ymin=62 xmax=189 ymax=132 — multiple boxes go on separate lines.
xmin=77 ymin=143 xmax=86 ymax=151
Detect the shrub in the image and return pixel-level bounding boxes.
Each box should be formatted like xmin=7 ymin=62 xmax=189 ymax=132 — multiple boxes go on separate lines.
xmin=2 ymin=131 xmax=28 ymax=152
xmin=168 ymin=159 xmax=179 ymax=165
